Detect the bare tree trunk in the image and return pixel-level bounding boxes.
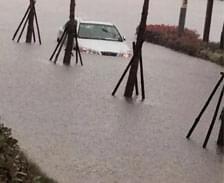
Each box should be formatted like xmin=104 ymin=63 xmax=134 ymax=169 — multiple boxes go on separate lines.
xmin=220 ymin=23 xmax=224 ymax=49
xmin=63 ymin=0 xmax=75 ymax=65
xmin=26 ymin=0 xmax=35 ymax=43
xmin=178 ymin=0 xmax=188 ymax=36
xmin=203 ymin=0 xmax=214 ymax=42
xmin=124 ymin=0 xmax=149 ymax=98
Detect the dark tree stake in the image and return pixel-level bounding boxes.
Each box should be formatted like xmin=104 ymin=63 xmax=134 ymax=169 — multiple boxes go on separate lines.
xmin=26 ymin=0 xmax=35 ymax=43
xmin=186 ymin=72 xmax=224 ymax=149
xmin=112 ymin=0 xmax=149 ymax=100
xmin=34 ymin=6 xmax=42 ymax=44
xmin=203 ymin=85 xmax=224 ymax=148
xmin=12 ymin=5 xmax=30 ymax=41
xmin=12 ymin=0 xmax=41 ymax=44
xmin=49 ymin=0 xmax=82 ymax=66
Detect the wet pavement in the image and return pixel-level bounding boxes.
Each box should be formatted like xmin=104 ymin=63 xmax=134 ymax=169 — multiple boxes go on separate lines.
xmin=0 ymin=0 xmax=223 ymax=183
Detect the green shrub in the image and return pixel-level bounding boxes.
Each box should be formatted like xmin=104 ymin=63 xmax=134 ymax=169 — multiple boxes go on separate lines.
xmin=0 ymin=123 xmax=57 ymax=183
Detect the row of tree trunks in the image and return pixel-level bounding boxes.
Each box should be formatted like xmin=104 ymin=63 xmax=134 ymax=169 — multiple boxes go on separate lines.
xmin=177 ymin=0 xmax=217 ymax=43
xmin=23 ymin=0 xmax=219 ymax=46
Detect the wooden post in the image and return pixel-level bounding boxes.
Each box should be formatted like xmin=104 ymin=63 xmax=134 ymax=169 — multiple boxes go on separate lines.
xmin=203 ymin=0 xmax=214 ymax=42
xmin=124 ymin=0 xmax=149 ymax=98
xmin=178 ymin=0 xmax=188 ymax=36
xmin=63 ymin=0 xmax=75 ymax=65
xmin=26 ymin=0 xmax=35 ymax=43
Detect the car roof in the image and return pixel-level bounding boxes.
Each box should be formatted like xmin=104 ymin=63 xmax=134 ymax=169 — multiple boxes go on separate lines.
xmin=77 ymin=18 xmax=114 ymax=26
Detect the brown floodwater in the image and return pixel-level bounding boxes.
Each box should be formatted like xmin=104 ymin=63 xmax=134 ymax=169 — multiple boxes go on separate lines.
xmin=0 ymin=0 xmax=223 ymax=183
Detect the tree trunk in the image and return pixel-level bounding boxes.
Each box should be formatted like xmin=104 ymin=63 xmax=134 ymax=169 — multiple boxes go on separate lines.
xmin=26 ymin=0 xmax=35 ymax=43
xmin=203 ymin=0 xmax=214 ymax=42
xmin=178 ymin=0 xmax=188 ymax=36
xmin=63 ymin=0 xmax=75 ymax=65
xmin=124 ymin=0 xmax=149 ymax=98
xmin=220 ymin=23 xmax=224 ymax=49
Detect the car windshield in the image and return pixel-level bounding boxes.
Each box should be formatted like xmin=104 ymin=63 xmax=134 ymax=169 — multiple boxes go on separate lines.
xmin=78 ymin=23 xmax=123 ymax=41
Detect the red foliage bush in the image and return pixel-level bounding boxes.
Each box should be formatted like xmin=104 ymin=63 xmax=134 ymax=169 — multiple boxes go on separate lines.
xmin=143 ymin=24 xmax=224 ymax=66
xmin=144 ymin=24 xmax=202 ymax=56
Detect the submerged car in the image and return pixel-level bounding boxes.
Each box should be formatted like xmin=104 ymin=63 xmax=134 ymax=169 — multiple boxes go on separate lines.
xmin=57 ymin=19 xmax=132 ymax=58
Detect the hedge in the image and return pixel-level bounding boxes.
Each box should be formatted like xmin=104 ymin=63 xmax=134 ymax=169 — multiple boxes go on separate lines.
xmin=144 ymin=24 xmax=224 ymax=66
xmin=0 ymin=123 xmax=57 ymax=183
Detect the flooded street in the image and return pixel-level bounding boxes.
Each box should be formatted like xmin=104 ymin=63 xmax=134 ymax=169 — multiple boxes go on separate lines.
xmin=0 ymin=0 xmax=223 ymax=183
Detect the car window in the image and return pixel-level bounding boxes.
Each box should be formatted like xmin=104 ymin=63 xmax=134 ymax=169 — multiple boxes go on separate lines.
xmin=78 ymin=23 xmax=123 ymax=42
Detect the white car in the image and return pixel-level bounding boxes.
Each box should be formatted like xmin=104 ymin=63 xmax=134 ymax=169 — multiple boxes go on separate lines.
xmin=57 ymin=19 xmax=132 ymax=58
